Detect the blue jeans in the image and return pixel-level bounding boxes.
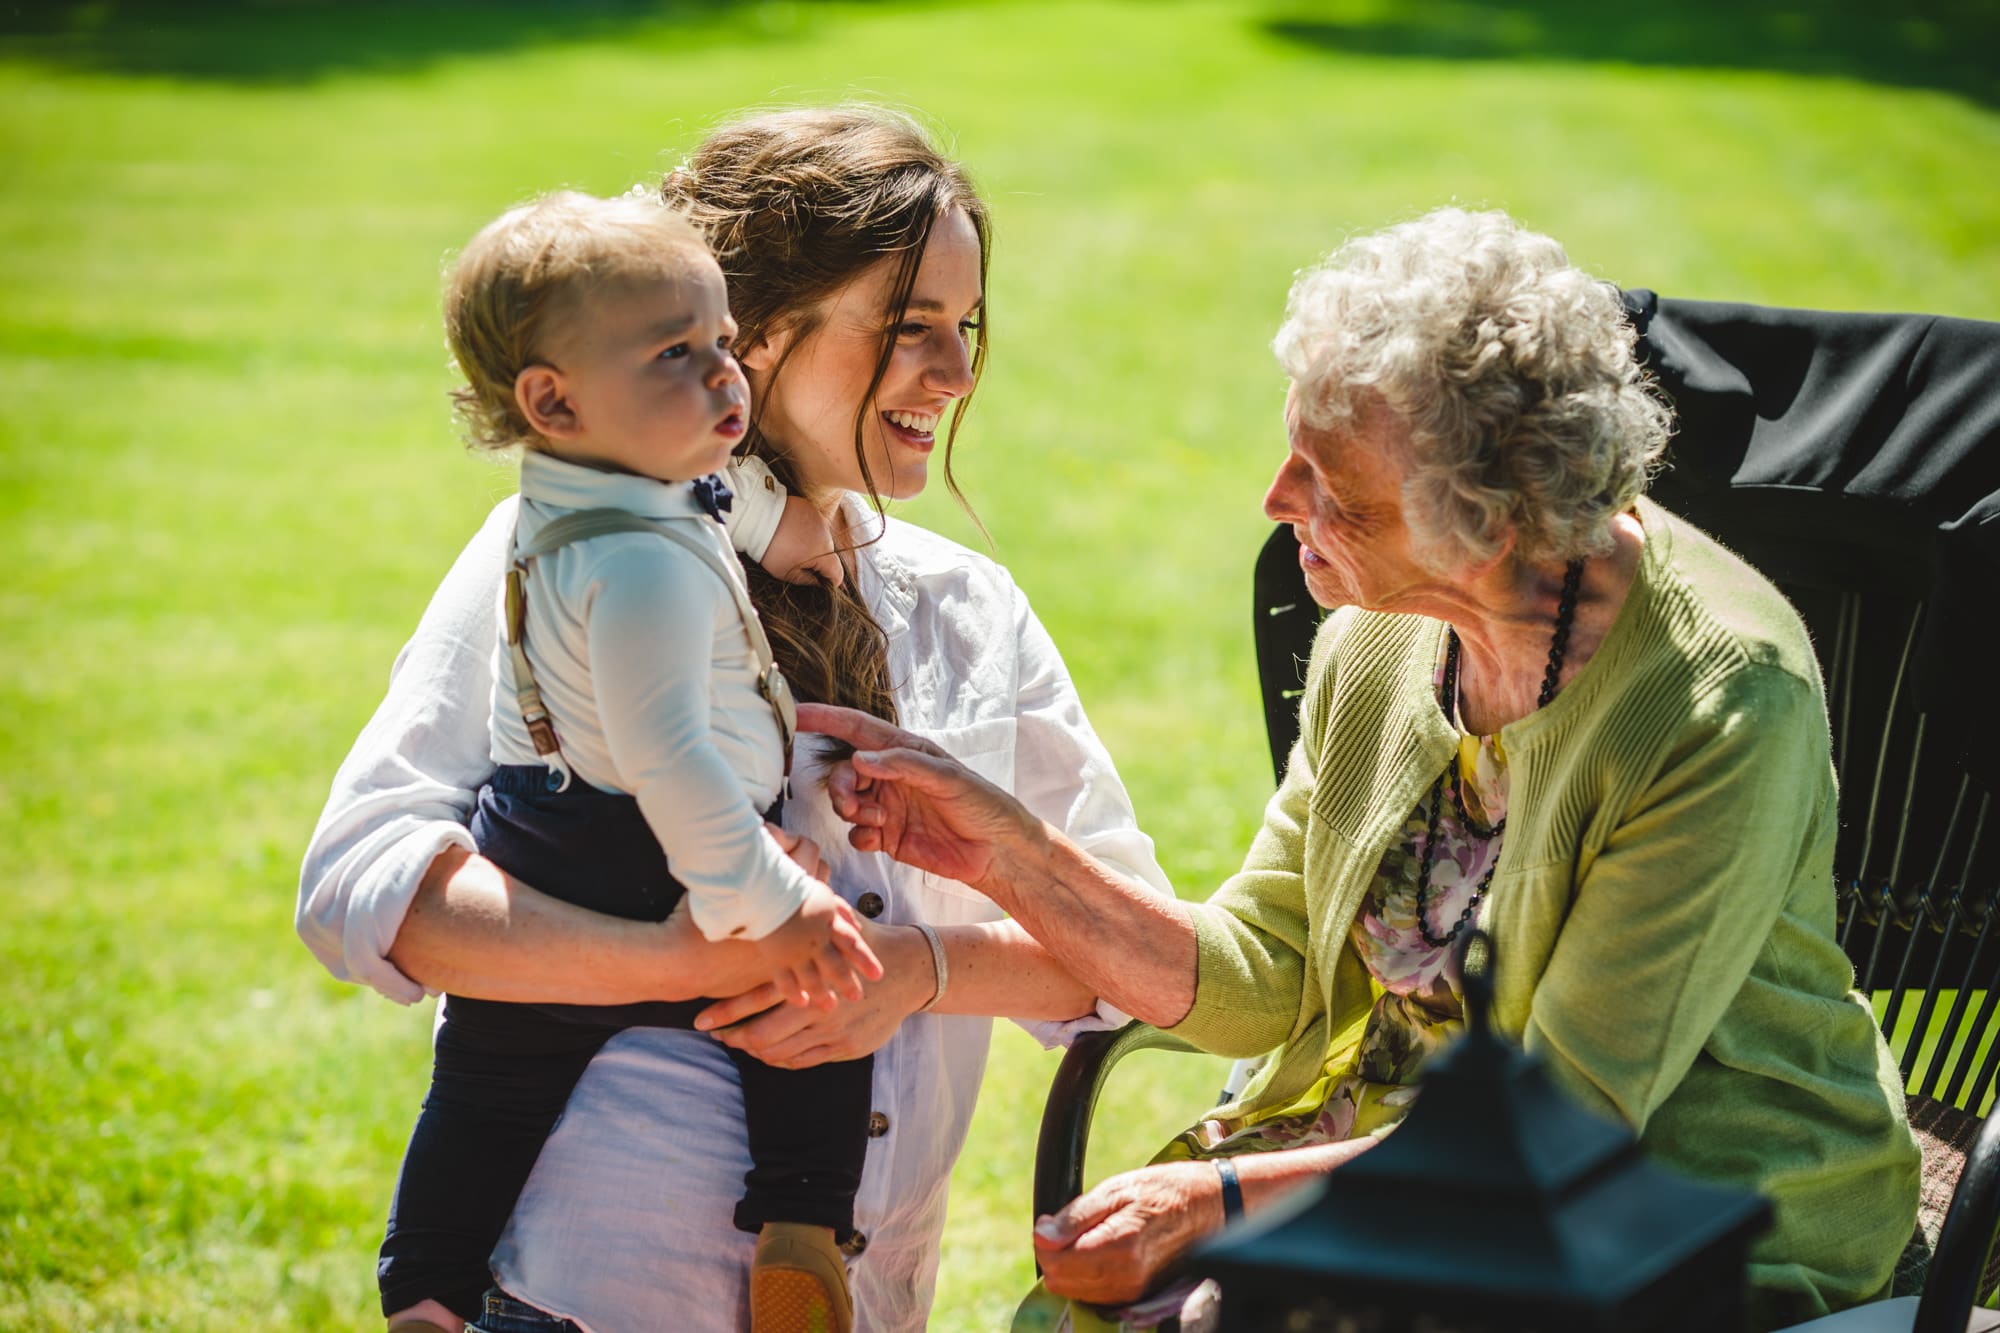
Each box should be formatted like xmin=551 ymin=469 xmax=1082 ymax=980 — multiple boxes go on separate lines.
xmin=464 ymin=1287 xmax=582 ymax=1333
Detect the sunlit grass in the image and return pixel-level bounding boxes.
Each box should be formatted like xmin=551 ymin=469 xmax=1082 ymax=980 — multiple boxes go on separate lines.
xmin=3 ymin=1 xmax=1997 ymax=1327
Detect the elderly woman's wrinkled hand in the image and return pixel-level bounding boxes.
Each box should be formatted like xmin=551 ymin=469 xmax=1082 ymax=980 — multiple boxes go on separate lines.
xmin=800 ymin=702 xmax=1037 ymax=889
xmin=1032 ymin=1161 xmax=1226 ymax=1306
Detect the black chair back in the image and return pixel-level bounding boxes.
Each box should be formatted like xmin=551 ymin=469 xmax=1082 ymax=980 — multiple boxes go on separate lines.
xmin=1667 ymin=486 xmax=1998 ymax=1113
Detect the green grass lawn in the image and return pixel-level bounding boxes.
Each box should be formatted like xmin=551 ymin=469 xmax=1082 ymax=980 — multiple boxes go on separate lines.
xmin=3 ymin=1 xmax=1997 ymax=1327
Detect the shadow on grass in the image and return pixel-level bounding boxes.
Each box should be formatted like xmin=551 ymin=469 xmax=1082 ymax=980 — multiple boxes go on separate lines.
xmin=0 ymin=0 xmax=802 ymax=84
xmin=1264 ymin=0 xmax=2000 ymax=109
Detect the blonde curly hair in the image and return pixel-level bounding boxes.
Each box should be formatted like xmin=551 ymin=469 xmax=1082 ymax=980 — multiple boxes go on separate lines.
xmin=444 ymin=190 xmax=708 ymax=452
xmin=1274 ymin=207 xmax=1671 ymax=569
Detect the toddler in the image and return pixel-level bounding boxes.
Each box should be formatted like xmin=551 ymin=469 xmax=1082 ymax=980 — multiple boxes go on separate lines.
xmin=380 ymin=192 xmax=881 ymax=1333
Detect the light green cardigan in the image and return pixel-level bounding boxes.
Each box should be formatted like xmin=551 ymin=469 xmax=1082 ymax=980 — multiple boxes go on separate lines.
xmin=1166 ymin=500 xmax=1919 ymax=1325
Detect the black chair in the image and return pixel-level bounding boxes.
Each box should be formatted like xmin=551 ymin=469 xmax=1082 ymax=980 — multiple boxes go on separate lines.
xmin=1032 ymin=296 xmax=2000 ymax=1331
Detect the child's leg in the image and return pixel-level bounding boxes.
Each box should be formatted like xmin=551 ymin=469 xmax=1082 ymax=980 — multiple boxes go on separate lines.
xmin=725 ymin=1048 xmax=873 ymax=1237
xmin=727 ymin=1050 xmax=873 ymax=1333
xmin=377 ymin=998 xmax=618 ymax=1322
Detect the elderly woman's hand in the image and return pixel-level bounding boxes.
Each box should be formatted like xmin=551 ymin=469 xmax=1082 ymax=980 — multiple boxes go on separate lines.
xmin=1033 ymin=1161 xmax=1226 ymax=1306
xmin=800 ymin=702 xmax=1040 ymax=890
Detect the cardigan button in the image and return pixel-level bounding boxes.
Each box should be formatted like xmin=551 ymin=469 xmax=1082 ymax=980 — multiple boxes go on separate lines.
xmin=856 ymin=892 xmax=885 ymax=919
xmin=867 ymin=1111 xmax=890 ymax=1138
xmin=841 ymin=1230 xmax=869 ymax=1257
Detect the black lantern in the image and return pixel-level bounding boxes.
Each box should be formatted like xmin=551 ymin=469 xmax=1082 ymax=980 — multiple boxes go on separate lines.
xmin=1187 ymin=933 xmax=1772 ymax=1332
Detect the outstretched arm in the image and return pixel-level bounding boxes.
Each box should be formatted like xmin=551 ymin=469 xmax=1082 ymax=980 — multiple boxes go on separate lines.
xmin=802 ymin=703 xmax=1200 ymax=1029
xmin=694 ymin=916 xmax=1102 ymax=1065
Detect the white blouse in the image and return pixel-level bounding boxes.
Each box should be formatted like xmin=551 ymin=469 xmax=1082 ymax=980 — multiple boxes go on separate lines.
xmin=295 ymin=497 xmax=1173 ymax=1332
xmin=494 ymin=451 xmax=813 ymax=943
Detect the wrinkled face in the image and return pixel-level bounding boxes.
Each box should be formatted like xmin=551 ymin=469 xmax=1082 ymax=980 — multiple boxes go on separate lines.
xmin=744 ymin=207 xmax=983 ymax=502
xmin=1263 ymin=384 xmax=1434 ymax=612
xmin=546 ymin=254 xmax=749 ymax=483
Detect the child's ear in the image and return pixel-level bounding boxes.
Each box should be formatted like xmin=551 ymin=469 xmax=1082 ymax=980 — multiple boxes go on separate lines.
xmin=515 ymin=365 xmax=580 ymax=440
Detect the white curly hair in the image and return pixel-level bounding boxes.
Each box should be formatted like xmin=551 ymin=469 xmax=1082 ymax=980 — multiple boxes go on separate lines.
xmin=1273 ymin=207 xmax=1671 ymax=569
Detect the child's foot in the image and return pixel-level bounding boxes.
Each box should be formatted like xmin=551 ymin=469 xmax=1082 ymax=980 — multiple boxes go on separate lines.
xmin=750 ymin=1222 xmax=854 ymax=1333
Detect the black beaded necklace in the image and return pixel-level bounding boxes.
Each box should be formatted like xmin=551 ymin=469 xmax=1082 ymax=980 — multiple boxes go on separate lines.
xmin=1413 ymin=557 xmax=1585 ymax=949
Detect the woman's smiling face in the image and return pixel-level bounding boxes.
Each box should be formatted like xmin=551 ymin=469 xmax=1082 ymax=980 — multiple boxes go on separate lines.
xmin=741 ymin=206 xmax=983 ymax=503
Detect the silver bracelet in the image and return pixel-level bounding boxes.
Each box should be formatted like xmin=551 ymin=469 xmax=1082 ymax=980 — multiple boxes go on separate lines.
xmin=913 ymin=922 xmax=949 ymax=1013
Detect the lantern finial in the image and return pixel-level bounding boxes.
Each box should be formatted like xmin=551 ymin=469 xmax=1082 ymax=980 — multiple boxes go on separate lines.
xmin=1458 ymin=928 xmax=1494 ymax=1040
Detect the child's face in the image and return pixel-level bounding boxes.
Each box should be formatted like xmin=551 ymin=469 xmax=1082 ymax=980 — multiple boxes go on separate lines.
xmin=542 ymin=252 xmax=749 ymax=483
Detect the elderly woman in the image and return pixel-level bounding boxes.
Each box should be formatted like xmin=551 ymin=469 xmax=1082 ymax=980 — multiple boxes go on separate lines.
xmin=805 ymin=208 xmax=1922 ymax=1331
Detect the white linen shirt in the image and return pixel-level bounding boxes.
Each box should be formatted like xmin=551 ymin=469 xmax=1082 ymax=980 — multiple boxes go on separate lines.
xmin=296 ymin=497 xmax=1172 ymax=1332
xmin=495 ymin=451 xmax=812 ymax=942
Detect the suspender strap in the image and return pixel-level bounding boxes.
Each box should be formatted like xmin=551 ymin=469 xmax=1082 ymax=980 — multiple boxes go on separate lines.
xmin=503 ymin=563 xmax=563 ymax=758
xmin=504 ymin=508 xmax=797 ymax=768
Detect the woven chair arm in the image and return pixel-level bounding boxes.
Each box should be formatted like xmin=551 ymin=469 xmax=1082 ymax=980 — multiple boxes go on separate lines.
xmin=1914 ymin=1108 xmax=2000 ymax=1333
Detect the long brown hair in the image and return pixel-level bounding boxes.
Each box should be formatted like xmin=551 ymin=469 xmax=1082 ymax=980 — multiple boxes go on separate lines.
xmin=661 ymin=106 xmax=991 ymax=723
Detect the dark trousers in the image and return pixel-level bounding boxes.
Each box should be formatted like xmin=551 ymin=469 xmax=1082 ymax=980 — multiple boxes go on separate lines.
xmin=377 ymin=766 xmax=873 ymax=1321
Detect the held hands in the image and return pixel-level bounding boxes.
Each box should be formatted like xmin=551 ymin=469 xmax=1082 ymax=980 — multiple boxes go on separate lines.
xmin=799 ymin=702 xmax=1038 ymax=889
xmin=760 ymin=495 xmax=845 ymax=586
xmin=695 ymin=919 xmax=931 ymax=1068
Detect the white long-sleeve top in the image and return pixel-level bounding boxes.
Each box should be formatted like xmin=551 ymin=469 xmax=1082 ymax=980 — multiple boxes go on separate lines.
xmin=493 ymin=450 xmax=811 ymax=942
xmin=295 ymin=496 xmax=1173 ymax=1332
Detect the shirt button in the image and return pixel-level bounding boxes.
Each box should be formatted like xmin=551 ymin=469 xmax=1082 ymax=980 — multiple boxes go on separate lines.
xmin=867 ymin=1111 xmax=890 ymax=1138
xmin=841 ymin=1231 xmax=869 ymax=1257
xmin=855 ymin=892 xmax=884 ymax=919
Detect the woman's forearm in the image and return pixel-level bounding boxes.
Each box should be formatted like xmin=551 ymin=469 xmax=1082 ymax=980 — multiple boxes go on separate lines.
xmin=976 ymin=824 xmax=1199 ymax=1029
xmin=930 ymin=920 xmax=1100 ymax=1022
xmin=387 ymin=844 xmax=770 ymax=1003
xmin=1234 ymin=1137 xmax=1379 ymax=1212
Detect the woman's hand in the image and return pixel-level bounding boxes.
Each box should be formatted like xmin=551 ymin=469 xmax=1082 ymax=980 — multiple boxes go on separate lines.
xmin=762 ymin=494 xmax=846 ymax=587
xmin=800 ymin=702 xmax=1039 ymax=890
xmin=1032 ymin=1161 xmax=1226 ymax=1306
xmin=693 ymin=921 xmax=933 ymax=1067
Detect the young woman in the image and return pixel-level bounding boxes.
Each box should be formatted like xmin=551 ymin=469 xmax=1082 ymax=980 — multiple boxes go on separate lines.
xmin=298 ymin=106 xmax=1172 ymax=1333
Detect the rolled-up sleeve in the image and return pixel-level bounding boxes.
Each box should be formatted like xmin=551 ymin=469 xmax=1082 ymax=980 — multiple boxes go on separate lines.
xmin=295 ymin=501 xmax=514 ymax=1003
xmin=721 ymin=455 xmax=786 ymax=564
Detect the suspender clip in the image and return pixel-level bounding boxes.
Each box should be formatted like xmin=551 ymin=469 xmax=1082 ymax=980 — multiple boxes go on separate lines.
xmin=524 ymin=711 xmax=561 ymax=757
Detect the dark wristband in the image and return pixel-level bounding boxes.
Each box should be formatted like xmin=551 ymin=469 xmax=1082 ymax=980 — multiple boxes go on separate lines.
xmin=1214 ymin=1156 xmax=1244 ymax=1223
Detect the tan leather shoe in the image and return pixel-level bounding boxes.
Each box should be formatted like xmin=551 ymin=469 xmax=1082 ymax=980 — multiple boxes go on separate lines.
xmin=750 ymin=1222 xmax=854 ymax=1333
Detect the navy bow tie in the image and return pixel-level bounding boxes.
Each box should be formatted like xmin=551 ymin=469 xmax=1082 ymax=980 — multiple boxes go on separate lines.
xmin=689 ymin=473 xmax=734 ymax=523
